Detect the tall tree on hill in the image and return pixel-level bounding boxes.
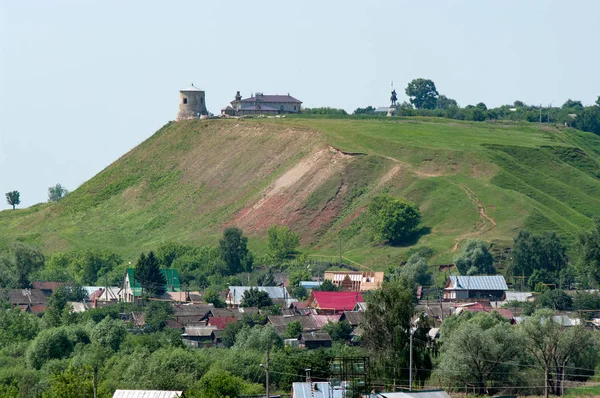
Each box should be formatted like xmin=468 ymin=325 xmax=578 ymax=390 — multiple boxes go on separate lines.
xmin=511 ymin=230 xmax=568 ymax=287
xmin=405 ymin=78 xmax=439 ymax=109
xmin=48 ymin=183 xmax=69 ymax=202
xmin=367 ymin=194 xmax=421 ymax=245
xmin=5 ymin=190 xmax=20 ymax=210
xmin=219 ymin=227 xmax=253 ymax=274
xmin=267 ymin=225 xmax=300 ymax=262
xmin=134 ymin=251 xmax=166 ymax=297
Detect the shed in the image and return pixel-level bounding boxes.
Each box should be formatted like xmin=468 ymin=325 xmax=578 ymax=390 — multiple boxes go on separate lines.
xmin=292 ymin=382 xmax=344 ymax=398
xmin=226 ymin=286 xmax=290 ymax=306
xmin=181 ymin=326 xmax=217 ymax=347
xmin=300 ymin=332 xmax=332 ymax=349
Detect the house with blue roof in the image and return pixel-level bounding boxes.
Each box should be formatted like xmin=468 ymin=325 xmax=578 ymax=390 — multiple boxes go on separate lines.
xmin=443 ymin=275 xmax=507 ymax=301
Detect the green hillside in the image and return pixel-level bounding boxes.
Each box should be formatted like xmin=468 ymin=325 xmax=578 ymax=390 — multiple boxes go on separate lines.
xmin=1 ymin=117 xmax=599 ymax=268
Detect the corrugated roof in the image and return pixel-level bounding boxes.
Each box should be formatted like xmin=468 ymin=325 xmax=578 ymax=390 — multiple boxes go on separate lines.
xmin=311 ymin=291 xmax=364 ymax=311
xmin=301 ymin=332 xmax=332 ymax=341
xmin=292 ymin=383 xmax=344 ymax=398
xmin=299 ymin=281 xmax=322 ymax=288
xmin=208 ymin=316 xmax=238 ymax=330
xmin=183 ymin=326 xmax=216 ymax=337
xmin=375 ymin=390 xmax=451 ymax=398
xmin=447 ymin=276 xmax=507 ymax=291
xmin=240 ymin=94 xmax=302 ymax=104
xmin=112 ymin=391 xmax=183 ymax=398
xmin=227 ymin=286 xmax=289 ymax=306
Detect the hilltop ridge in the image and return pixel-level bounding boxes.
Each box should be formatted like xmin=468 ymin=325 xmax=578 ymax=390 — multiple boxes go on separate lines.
xmin=1 ymin=117 xmax=599 ymax=268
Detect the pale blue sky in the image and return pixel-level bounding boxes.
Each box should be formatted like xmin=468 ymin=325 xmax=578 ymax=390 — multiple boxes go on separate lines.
xmin=1 ymin=0 xmax=599 ymax=208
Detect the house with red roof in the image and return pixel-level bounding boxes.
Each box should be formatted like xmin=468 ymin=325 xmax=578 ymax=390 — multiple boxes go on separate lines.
xmin=454 ymin=302 xmax=514 ymax=321
xmin=208 ymin=316 xmax=238 ymax=330
xmin=307 ymin=291 xmax=364 ymax=315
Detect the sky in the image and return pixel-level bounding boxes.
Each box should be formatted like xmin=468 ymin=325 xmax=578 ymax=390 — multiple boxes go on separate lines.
xmin=1 ymin=0 xmax=599 ymax=208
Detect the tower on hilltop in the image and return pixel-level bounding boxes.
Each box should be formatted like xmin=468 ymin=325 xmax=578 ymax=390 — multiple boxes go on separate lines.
xmin=177 ymin=83 xmax=208 ymax=121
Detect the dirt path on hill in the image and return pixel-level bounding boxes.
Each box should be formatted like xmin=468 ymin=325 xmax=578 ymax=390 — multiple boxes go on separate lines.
xmin=381 ymin=155 xmax=444 ymax=178
xmin=451 ymin=183 xmax=497 ymax=251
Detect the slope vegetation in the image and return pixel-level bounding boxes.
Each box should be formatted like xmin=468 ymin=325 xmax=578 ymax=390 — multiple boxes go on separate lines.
xmin=1 ymin=117 xmax=599 ymax=267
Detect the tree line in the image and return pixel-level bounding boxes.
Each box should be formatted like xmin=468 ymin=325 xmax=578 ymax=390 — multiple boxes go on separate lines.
xmin=353 ymin=78 xmax=600 ymax=136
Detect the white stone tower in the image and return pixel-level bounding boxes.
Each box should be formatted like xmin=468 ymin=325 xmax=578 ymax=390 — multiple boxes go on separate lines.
xmin=176 ymin=83 xmax=208 ymax=121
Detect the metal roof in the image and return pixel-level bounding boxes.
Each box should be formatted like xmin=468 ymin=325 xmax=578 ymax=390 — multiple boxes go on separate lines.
xmin=227 ymin=286 xmax=290 ymax=306
xmin=299 ymin=281 xmax=322 ymax=288
xmin=375 ymin=391 xmax=451 ymax=398
xmin=292 ymin=383 xmax=344 ymax=398
xmin=182 ymin=326 xmax=216 ymax=337
xmin=446 ymin=276 xmax=507 ymax=291
xmin=112 ymin=390 xmax=183 ymax=398
xmin=239 ymin=94 xmax=302 ymax=103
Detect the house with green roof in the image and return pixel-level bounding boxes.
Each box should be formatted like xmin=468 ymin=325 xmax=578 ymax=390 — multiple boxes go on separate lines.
xmin=119 ymin=268 xmax=181 ymax=303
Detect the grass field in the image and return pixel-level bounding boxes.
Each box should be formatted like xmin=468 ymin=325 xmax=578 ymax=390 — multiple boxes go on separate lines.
xmin=1 ymin=117 xmax=599 ymax=270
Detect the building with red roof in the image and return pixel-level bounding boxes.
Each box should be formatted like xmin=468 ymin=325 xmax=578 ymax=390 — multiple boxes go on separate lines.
xmin=307 ymin=291 xmax=364 ymax=315
xmin=208 ymin=316 xmax=238 ymax=330
xmin=455 ymin=302 xmax=514 ymax=321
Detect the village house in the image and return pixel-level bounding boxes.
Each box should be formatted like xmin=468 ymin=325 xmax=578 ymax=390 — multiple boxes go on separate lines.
xmin=306 ymin=291 xmax=364 ymax=315
xmin=119 ymin=268 xmax=181 ymax=303
xmin=225 ymin=286 xmax=292 ymax=307
xmin=181 ymin=326 xmax=217 ymax=348
xmin=442 ymin=275 xmax=507 ymax=301
xmin=300 ymin=332 xmax=333 ymax=349
xmin=1 ymin=288 xmax=48 ymax=313
xmin=221 ymin=91 xmax=302 ymax=116
xmin=324 ymin=271 xmax=384 ymax=292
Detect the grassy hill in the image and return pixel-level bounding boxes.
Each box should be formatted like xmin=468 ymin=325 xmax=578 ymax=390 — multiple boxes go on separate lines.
xmin=1 ymin=117 xmax=599 ymax=269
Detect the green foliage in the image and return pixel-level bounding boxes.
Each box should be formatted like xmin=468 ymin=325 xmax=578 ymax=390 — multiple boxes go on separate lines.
xmin=26 ymin=328 xmax=74 ymax=369
xmin=575 ymin=105 xmax=600 ymax=135
xmin=134 ymin=251 xmax=167 ymax=297
xmin=362 ymin=279 xmax=418 ymax=383
xmin=0 ymin=306 xmax=40 ymax=346
xmin=203 ymin=287 xmax=226 ymax=308
xmin=576 ymin=217 xmax=600 ymax=287
xmin=521 ymin=309 xmax=598 ymax=395
xmin=0 ymin=242 xmax=44 ymax=288
xmin=267 ymin=225 xmax=300 ymax=263
xmin=48 ymin=183 xmax=69 ymax=203
xmin=233 ymin=325 xmax=283 ymax=352
xmin=322 ymin=320 xmax=352 ymax=342
xmin=287 ymin=267 xmax=311 ymax=287
xmin=536 ymin=288 xmax=573 ymax=310
xmin=292 ymin=285 xmax=308 ymax=300
xmin=144 ymin=301 xmax=174 ymax=332
xmin=219 ymin=228 xmax=253 ymax=274
xmin=405 ymin=78 xmax=438 ymax=109
xmin=367 ymin=194 xmax=421 ymax=245
xmin=44 ymin=285 xmax=87 ymax=328
xmin=285 ymin=321 xmax=303 ymax=339
xmin=454 ymin=239 xmax=495 ymax=275
xmin=91 ymin=317 xmax=127 ymax=352
xmin=302 ymin=107 xmax=348 ymax=115
xmin=5 ymin=191 xmax=20 ymax=210
xmin=353 ymin=106 xmax=375 ymax=115
xmin=193 ymin=367 xmax=247 ymax=398
xmin=573 ymin=291 xmax=600 ymax=312
xmin=434 ymin=312 xmax=523 ymax=395
xmin=511 ymin=230 xmax=568 ymax=286
xmin=317 ymin=279 xmax=338 ymax=291
xmin=388 ymin=253 xmax=433 ymax=286
xmin=240 ymin=288 xmax=273 ymax=309
xmin=436 ymin=95 xmax=458 ymax=109
xmin=257 ymin=268 xmax=277 ymax=287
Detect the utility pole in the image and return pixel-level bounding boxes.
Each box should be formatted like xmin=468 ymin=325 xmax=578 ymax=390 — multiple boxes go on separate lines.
xmin=409 ymin=328 xmax=414 ymax=391
xmin=265 ymin=349 xmax=270 ymax=398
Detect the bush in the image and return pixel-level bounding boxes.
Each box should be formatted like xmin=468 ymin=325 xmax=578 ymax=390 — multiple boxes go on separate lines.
xmin=537 ymin=289 xmax=572 ymax=311
xmin=26 ymin=328 xmax=74 ymax=369
xmin=367 ymin=194 xmax=421 ymax=245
